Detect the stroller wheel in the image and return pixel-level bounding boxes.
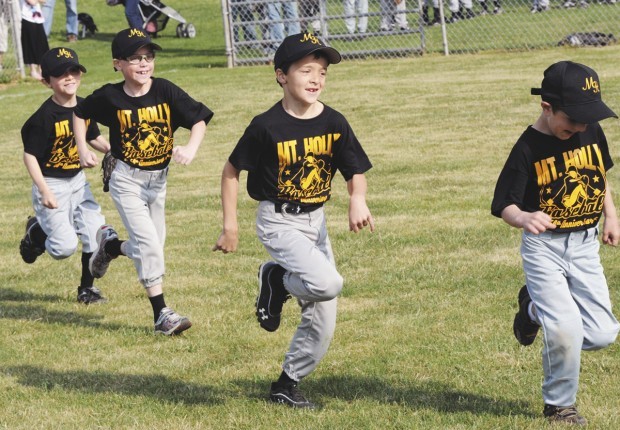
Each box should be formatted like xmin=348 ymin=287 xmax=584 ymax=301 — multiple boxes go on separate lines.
xmin=184 ymin=24 xmax=196 ymax=38
xmin=176 ymin=23 xmax=196 ymax=38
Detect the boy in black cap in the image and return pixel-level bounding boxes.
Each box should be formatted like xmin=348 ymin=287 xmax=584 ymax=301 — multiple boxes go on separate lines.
xmin=20 ymin=47 xmax=112 ymax=304
xmin=73 ymin=28 xmax=214 ymax=335
xmin=213 ymin=32 xmax=374 ymax=408
xmin=492 ymin=61 xmax=620 ymax=425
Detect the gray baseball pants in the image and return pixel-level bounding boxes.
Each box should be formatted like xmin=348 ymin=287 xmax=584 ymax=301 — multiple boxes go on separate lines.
xmin=521 ymin=226 xmax=619 ymax=406
xmin=109 ymin=160 xmax=168 ymax=288
xmin=256 ymin=201 xmax=343 ymax=381
xmin=33 ymin=171 xmax=104 ymax=258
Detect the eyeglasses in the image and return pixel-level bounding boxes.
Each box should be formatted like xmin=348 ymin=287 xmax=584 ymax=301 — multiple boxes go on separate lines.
xmin=123 ymin=53 xmax=155 ymax=64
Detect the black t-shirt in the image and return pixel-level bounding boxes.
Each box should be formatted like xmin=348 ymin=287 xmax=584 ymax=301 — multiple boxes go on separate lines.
xmin=229 ymin=102 xmax=372 ymax=205
xmin=74 ymin=77 xmax=214 ymax=170
xmin=22 ymin=97 xmax=101 ymax=178
xmin=492 ymin=124 xmax=613 ymax=232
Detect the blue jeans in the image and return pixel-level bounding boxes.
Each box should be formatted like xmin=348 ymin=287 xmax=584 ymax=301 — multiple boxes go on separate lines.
xmin=124 ymin=0 xmax=144 ymax=29
xmin=41 ymin=0 xmax=78 ymax=37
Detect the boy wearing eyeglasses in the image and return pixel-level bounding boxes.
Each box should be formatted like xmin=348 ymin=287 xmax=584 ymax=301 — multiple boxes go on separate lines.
xmin=73 ymin=28 xmax=214 ymax=335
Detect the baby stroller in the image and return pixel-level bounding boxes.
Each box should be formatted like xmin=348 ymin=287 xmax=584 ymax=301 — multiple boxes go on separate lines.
xmin=107 ymin=0 xmax=196 ymax=38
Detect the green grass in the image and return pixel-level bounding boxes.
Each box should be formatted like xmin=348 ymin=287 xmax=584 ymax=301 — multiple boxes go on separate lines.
xmin=2 ymin=1 xmax=620 ymax=428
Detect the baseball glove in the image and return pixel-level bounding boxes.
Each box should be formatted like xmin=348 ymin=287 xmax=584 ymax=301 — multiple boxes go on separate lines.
xmin=102 ymin=152 xmax=117 ymax=193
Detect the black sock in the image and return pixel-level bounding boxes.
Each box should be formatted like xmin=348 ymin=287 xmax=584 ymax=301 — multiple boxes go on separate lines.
xmin=277 ymin=371 xmax=296 ymax=386
xmin=104 ymin=238 xmax=124 ymax=257
xmin=80 ymin=252 xmax=94 ymax=288
xmin=149 ymin=294 xmax=166 ymax=322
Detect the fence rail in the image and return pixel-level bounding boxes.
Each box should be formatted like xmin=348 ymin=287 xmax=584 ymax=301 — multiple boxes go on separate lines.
xmin=222 ymin=0 xmax=620 ymax=67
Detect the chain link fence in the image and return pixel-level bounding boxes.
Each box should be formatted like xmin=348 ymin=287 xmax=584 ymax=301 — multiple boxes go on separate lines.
xmin=0 ymin=0 xmax=24 ymax=83
xmin=221 ymin=0 xmax=620 ymax=67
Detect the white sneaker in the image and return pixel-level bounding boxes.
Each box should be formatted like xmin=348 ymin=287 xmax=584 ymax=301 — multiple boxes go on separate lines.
xmin=154 ymin=307 xmax=192 ymax=335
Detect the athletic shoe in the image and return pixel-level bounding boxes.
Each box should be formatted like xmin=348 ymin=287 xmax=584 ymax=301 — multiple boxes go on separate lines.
xmin=89 ymin=225 xmax=118 ymax=278
xmin=270 ymin=381 xmax=316 ymax=409
xmin=543 ymin=404 xmax=587 ymax=426
xmin=154 ymin=307 xmax=192 ymax=335
xmin=256 ymin=262 xmax=290 ymax=332
xmin=77 ymin=286 xmax=107 ymax=304
xmin=19 ymin=216 xmax=45 ymax=264
xmin=493 ymin=6 xmax=503 ymax=14
xmin=513 ymin=285 xmax=540 ymax=346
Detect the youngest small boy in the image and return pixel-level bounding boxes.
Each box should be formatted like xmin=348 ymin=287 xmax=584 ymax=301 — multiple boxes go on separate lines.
xmin=492 ymin=61 xmax=620 ymax=425
xmin=20 ymin=47 xmax=112 ymax=304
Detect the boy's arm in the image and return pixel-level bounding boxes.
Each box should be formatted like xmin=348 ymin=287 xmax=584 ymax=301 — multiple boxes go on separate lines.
xmin=347 ymin=173 xmax=375 ymax=233
xmin=500 ymin=204 xmax=556 ymax=234
xmin=213 ymin=160 xmax=241 ymax=253
xmin=88 ymin=135 xmax=111 ymax=154
xmin=172 ymin=120 xmax=207 ymax=165
xmin=73 ymin=113 xmax=99 ymax=168
xmin=602 ymin=183 xmax=620 ymax=246
xmin=23 ymin=152 xmax=58 ymax=209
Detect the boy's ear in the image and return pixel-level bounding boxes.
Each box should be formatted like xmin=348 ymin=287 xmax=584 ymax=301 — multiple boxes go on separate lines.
xmin=113 ymin=59 xmax=121 ymax=72
xmin=541 ymin=101 xmax=553 ymax=114
xmin=275 ymin=69 xmax=286 ymax=85
xmin=41 ymin=77 xmax=51 ymax=88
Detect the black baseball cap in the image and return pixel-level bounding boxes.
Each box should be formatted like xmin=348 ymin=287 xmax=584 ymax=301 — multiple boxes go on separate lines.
xmin=40 ymin=47 xmax=86 ymax=79
xmin=531 ymin=61 xmax=617 ymax=124
xmin=112 ymin=27 xmax=162 ymax=59
xmin=274 ymin=32 xmax=341 ymax=71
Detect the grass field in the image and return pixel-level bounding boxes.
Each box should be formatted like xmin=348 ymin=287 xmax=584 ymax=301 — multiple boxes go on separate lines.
xmin=2 ymin=0 xmax=620 ymax=428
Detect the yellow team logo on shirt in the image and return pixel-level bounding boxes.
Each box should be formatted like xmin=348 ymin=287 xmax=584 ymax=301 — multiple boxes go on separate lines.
xmin=537 ymin=143 xmax=606 ymax=229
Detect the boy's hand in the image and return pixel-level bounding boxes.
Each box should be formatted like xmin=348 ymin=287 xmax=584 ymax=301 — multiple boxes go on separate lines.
xmin=518 ymin=211 xmax=556 ymax=234
xmin=602 ymin=214 xmax=620 ymax=246
xmin=40 ymin=189 xmax=58 ymax=209
xmin=172 ymin=145 xmax=198 ymax=165
xmin=349 ymin=196 xmax=375 ymax=233
xmin=78 ymin=148 xmax=99 ymax=168
xmin=501 ymin=205 xmax=556 ymax=234
xmin=212 ymin=229 xmax=239 ymax=253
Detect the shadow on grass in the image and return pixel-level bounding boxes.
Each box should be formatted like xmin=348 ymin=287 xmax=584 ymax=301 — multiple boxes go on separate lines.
xmin=4 ymin=365 xmax=222 ymax=405
xmin=0 ymin=301 xmax=148 ymax=333
xmin=4 ymin=366 xmax=533 ymax=414
xmin=235 ymin=375 xmax=535 ymax=417
xmin=0 ymin=287 xmax=63 ymax=303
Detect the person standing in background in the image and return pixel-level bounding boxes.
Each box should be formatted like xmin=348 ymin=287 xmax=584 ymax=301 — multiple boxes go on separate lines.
xmin=1 ymin=0 xmax=23 ymax=71
xmin=21 ymin=0 xmax=49 ymax=79
xmin=41 ymin=0 xmax=78 ymax=42
xmin=343 ymin=0 xmax=367 ymax=38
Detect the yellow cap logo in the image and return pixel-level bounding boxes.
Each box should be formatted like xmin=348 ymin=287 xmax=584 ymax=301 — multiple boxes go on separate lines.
xmin=56 ymin=48 xmax=74 ymax=59
xmin=582 ymin=76 xmax=600 ymax=94
xmin=128 ymin=28 xmax=147 ymax=38
xmin=300 ymin=32 xmax=321 ymax=46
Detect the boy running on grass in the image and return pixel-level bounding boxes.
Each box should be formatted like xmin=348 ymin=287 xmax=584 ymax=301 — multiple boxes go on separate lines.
xmin=20 ymin=47 xmax=112 ymax=305
xmin=74 ymin=28 xmax=213 ymax=335
xmin=214 ymin=32 xmax=374 ymax=408
xmin=492 ymin=61 xmax=620 ymax=425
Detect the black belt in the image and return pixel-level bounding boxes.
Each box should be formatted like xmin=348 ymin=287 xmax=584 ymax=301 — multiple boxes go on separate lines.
xmin=274 ymin=202 xmax=321 ymax=214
